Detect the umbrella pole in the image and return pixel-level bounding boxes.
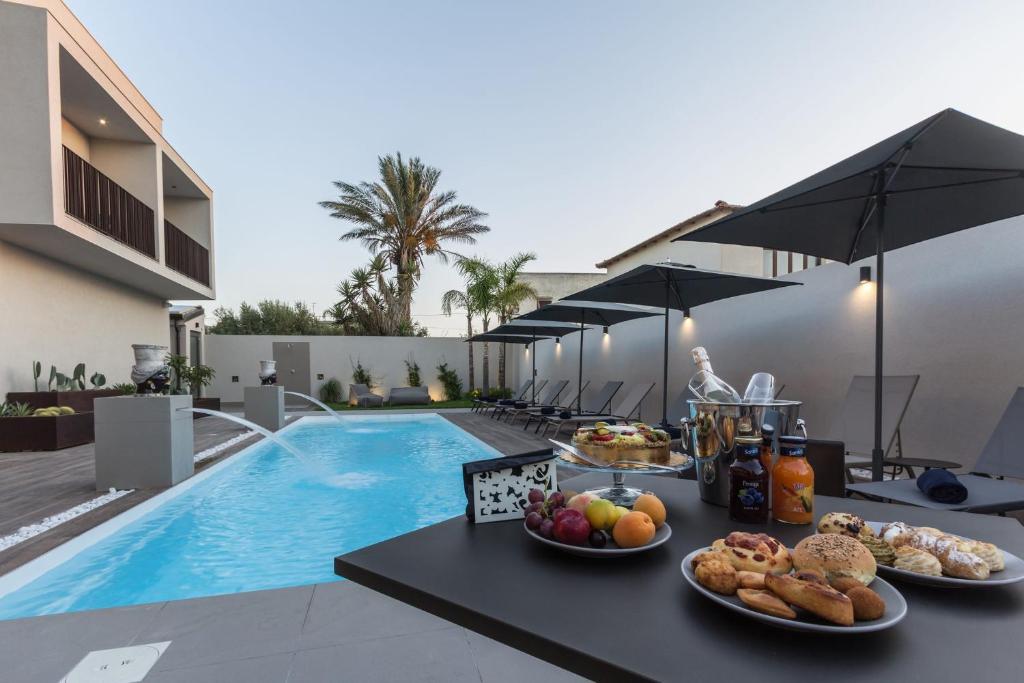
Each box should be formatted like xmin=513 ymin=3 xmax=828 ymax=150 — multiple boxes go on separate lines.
xmin=577 ymin=317 xmax=585 ymax=415
xmin=872 ymin=194 xmax=887 ymax=482
xmin=531 ymin=333 xmax=536 ymax=404
xmin=661 ymin=284 xmax=670 ymax=428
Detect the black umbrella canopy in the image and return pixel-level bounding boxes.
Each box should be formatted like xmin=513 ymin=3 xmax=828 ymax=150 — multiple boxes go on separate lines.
xmin=674 ymin=109 xmax=1024 ymax=263
xmin=674 ymin=108 xmax=1024 ymax=480
xmin=466 ymin=333 xmax=553 ymax=344
xmin=561 ymin=263 xmax=801 ymax=426
xmin=489 ymin=322 xmax=582 ymax=338
xmin=517 ymin=302 xmax=660 ymax=413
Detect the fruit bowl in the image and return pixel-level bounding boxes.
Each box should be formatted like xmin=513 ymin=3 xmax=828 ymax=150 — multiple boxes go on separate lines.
xmin=525 ymin=522 xmax=673 ymax=558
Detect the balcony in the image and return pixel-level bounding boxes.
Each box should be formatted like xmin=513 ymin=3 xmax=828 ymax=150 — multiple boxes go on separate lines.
xmin=62 ymin=146 xmax=156 ymax=258
xmin=164 ymin=220 xmax=210 ymax=286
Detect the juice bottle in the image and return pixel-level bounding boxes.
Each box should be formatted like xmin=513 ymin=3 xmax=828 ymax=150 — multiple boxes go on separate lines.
xmin=759 ymin=423 xmax=775 ymax=472
xmin=728 ymin=433 xmax=769 ymax=524
xmin=771 ymin=434 xmax=814 ymax=524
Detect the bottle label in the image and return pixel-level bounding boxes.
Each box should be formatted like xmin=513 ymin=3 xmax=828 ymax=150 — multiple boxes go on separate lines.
xmin=735 ymin=480 xmax=766 ymax=511
xmin=777 ymin=482 xmax=814 ymax=515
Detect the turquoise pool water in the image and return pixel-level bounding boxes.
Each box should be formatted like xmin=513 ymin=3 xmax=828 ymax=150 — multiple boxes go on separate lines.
xmin=0 ymin=414 xmax=495 ymax=620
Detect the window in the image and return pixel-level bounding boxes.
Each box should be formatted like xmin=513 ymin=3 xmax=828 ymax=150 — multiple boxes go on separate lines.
xmin=536 ymin=297 xmax=552 ymax=309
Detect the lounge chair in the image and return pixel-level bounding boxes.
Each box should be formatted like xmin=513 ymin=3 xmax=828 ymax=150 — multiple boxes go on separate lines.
xmin=847 ymin=388 xmax=1024 ymax=512
xmin=388 ymin=386 xmax=431 ymax=406
xmin=500 ymin=380 xmax=569 ymax=424
xmin=521 ymin=380 xmax=592 ymax=431
xmin=524 ymin=380 xmax=614 ymax=433
xmin=484 ymin=380 xmax=544 ymax=418
xmin=472 ymin=379 xmax=532 ymax=413
xmin=541 ymin=382 xmax=652 ymax=437
xmin=349 ymin=383 xmax=384 ymax=408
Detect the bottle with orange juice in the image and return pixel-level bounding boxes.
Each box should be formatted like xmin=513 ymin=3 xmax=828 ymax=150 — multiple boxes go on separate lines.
xmin=771 ymin=434 xmax=814 ymax=524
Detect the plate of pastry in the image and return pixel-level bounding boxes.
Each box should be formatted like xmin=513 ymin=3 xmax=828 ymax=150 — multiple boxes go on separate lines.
xmin=853 ymin=517 xmax=1024 ymax=587
xmin=681 ymin=531 xmax=907 ymax=633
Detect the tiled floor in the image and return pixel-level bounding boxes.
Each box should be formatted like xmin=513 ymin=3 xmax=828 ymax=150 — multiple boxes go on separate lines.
xmin=0 ymin=581 xmax=585 ymax=682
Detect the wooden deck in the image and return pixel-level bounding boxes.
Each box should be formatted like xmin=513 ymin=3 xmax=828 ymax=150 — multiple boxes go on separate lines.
xmin=442 ymin=412 xmax=553 ymax=456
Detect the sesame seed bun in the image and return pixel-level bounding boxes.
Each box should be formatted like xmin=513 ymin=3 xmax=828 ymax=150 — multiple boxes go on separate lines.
xmin=792 ymin=534 xmax=877 ymax=586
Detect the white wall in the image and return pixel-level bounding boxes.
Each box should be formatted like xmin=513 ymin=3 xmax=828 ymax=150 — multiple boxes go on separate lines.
xmin=517 ymin=272 xmax=609 ymax=314
xmin=60 ymin=117 xmax=90 ymax=159
xmin=531 ymin=216 xmax=1024 ymax=471
xmin=163 ymin=197 xmax=211 ymax=248
xmin=0 ymin=240 xmax=169 ymax=397
xmin=205 ymin=335 xmax=519 ymax=403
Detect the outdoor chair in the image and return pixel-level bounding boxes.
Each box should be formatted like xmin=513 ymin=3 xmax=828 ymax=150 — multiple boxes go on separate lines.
xmin=349 ymin=383 xmax=384 ymax=408
xmin=521 ymin=380 xmax=592 ymax=431
xmin=500 ymin=380 xmax=569 ymax=424
xmin=474 ymin=379 xmax=533 ymax=415
xmin=388 ymin=386 xmax=431 ymax=406
xmin=487 ymin=380 xmax=545 ymax=418
xmin=806 ymin=439 xmax=847 ymax=497
xmin=831 ymin=375 xmax=958 ymax=482
xmin=541 ymin=382 xmax=654 ymax=438
xmin=527 ymin=380 xmax=621 ymax=433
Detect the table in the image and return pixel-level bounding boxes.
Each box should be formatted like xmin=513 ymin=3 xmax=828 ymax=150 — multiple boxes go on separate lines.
xmin=336 ymin=473 xmax=1024 ymax=683
xmin=848 ymin=474 xmax=1024 ymax=513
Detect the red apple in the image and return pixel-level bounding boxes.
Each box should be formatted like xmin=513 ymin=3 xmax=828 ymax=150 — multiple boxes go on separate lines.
xmin=553 ymin=509 xmax=592 ymax=545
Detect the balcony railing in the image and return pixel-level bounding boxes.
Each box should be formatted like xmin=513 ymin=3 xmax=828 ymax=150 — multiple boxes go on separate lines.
xmin=62 ymin=146 xmax=156 ymax=258
xmin=164 ymin=220 xmax=210 ymax=286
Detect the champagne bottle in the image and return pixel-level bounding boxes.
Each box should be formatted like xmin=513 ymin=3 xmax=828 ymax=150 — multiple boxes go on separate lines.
xmin=688 ymin=347 xmax=741 ymax=403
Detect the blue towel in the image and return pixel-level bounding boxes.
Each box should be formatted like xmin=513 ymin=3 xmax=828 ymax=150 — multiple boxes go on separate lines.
xmin=916 ymin=468 xmax=968 ymax=504
xmin=559 ymin=410 xmax=572 ymax=419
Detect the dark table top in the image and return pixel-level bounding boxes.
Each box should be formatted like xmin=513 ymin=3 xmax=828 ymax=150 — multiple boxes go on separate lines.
xmin=848 ymin=474 xmax=1024 ymax=513
xmin=336 ymin=473 xmax=1024 ymax=682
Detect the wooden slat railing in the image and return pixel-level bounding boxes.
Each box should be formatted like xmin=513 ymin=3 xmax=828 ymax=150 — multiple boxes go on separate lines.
xmin=62 ymin=145 xmax=156 ymax=258
xmin=164 ymin=220 xmax=210 ymax=286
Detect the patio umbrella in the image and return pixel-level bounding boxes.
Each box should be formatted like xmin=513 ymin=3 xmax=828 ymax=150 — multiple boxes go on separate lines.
xmin=674 ymin=108 xmax=1024 ymax=480
xmin=517 ymin=302 xmax=661 ymax=414
xmin=561 ymin=263 xmax=801 ymax=427
xmin=474 ymin=323 xmax=580 ymax=403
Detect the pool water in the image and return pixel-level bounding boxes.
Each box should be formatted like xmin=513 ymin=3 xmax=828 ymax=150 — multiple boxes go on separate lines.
xmin=0 ymin=414 xmax=496 ymax=620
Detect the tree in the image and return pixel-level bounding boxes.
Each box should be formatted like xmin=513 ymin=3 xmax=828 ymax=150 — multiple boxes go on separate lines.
xmin=320 ymin=153 xmax=489 ymax=328
xmin=209 ymin=300 xmax=332 ymax=335
xmin=324 ymin=256 xmax=428 ymax=336
xmin=441 ymin=287 xmax=476 ymax=391
xmin=455 ymin=257 xmax=498 ymax=394
xmin=492 ymin=252 xmax=538 ymax=388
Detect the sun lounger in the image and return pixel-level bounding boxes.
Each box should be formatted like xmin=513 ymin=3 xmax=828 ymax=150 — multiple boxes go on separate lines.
xmin=521 ymin=381 xmax=592 ymax=431
xmin=487 ymin=380 xmax=545 ymax=418
xmin=541 ymin=382 xmax=653 ymax=437
xmin=500 ymin=380 xmax=569 ymax=424
xmin=525 ymin=380 xmax=618 ymax=433
xmin=388 ymin=386 xmax=431 ymax=406
xmin=349 ymin=383 xmax=384 ymax=408
xmin=473 ymin=379 xmax=533 ymax=414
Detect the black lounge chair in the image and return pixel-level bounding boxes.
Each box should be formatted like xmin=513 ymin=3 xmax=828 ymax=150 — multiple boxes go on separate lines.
xmin=521 ymin=380 xmax=592 ymax=431
xmin=541 ymin=382 xmax=654 ymax=438
xmin=500 ymin=380 xmax=570 ymax=424
xmin=472 ymin=379 xmax=533 ymax=413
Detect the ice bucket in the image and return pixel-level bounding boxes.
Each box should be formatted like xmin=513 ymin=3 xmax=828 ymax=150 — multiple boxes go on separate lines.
xmin=683 ymin=399 xmax=802 ymax=507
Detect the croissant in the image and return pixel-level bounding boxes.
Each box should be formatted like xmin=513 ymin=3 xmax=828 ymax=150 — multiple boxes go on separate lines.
xmin=968 ymin=541 xmax=1005 ymax=572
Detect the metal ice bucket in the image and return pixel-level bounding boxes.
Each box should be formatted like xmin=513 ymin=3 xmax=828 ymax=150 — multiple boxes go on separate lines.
xmin=682 ymin=399 xmax=802 ymax=507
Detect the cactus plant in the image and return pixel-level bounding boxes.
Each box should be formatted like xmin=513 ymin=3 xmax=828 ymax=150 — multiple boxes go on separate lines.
xmin=32 ymin=361 xmax=41 ymax=391
xmin=1 ymin=402 xmax=33 ymax=417
xmin=90 ymin=372 xmax=107 ymax=388
xmin=72 ymin=363 xmax=86 ymax=390
xmin=48 ymin=365 xmax=57 ymax=391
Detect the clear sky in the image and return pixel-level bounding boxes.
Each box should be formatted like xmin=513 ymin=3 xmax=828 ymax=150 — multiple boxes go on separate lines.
xmin=67 ymin=0 xmax=1024 ymax=335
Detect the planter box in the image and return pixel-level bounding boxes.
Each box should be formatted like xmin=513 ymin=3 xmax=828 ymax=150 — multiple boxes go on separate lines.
xmin=192 ymin=397 xmax=221 ymax=419
xmin=6 ymin=389 xmax=122 ymax=413
xmin=0 ymin=412 xmax=94 ymax=452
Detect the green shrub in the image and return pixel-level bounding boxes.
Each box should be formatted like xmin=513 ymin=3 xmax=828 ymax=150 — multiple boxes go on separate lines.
xmin=404 ymin=359 xmax=422 ymax=387
xmin=111 ymin=382 xmax=137 ymax=395
xmin=351 ymin=360 xmax=374 ymax=389
xmin=320 ymin=378 xmax=342 ymax=403
xmin=0 ymin=402 xmax=32 ymax=417
xmin=436 ymin=362 xmax=463 ymax=401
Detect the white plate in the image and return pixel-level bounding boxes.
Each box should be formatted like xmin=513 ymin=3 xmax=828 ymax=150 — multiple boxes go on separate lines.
xmin=681 ymin=547 xmax=907 ymax=633
xmin=866 ymin=521 xmax=1024 ymax=587
xmin=524 ymin=522 xmax=672 ymax=557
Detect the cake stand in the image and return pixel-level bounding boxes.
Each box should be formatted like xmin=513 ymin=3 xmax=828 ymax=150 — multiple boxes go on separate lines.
xmin=555 ymin=449 xmax=694 ymax=507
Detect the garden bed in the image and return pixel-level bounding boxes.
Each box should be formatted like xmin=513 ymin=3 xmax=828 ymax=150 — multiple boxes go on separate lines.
xmin=5 ymin=389 xmax=122 ymax=413
xmin=0 ymin=412 xmax=94 ymax=452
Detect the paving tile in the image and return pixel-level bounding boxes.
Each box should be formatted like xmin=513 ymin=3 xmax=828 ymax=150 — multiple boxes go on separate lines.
xmin=465 ymin=629 xmax=586 ymax=683
xmin=288 ymin=627 xmax=481 ymax=683
xmin=298 ymin=581 xmax=452 ymax=650
xmin=0 ymin=602 xmax=165 ymax=683
xmin=132 ymin=584 xmax=315 ymax=671
xmin=145 ymin=651 xmax=295 ymax=683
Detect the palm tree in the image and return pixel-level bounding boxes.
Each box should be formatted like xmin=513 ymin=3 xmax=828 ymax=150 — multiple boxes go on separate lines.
xmin=325 ymin=256 xmax=406 ymax=336
xmin=441 ymin=287 xmax=476 ymax=391
xmin=320 ymin=153 xmax=490 ymax=328
xmin=492 ymin=252 xmax=538 ymax=388
xmin=453 ymin=257 xmax=498 ymax=394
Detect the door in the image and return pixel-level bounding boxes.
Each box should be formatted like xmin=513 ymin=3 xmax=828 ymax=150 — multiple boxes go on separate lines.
xmin=272 ymin=341 xmax=311 ymax=405
xmin=189 ymin=331 xmax=202 ymax=397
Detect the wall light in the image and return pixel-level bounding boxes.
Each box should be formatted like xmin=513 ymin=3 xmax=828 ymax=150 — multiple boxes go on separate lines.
xmin=602 ymin=326 xmax=609 ymax=335
xmin=555 ymin=338 xmax=560 ymax=345
xmin=98 ymin=118 xmax=108 ymax=126
xmin=859 ymin=266 xmax=872 ymax=283
xmin=683 ymin=307 xmax=691 ymax=319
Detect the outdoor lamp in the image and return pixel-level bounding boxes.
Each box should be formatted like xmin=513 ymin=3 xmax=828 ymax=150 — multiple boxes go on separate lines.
xmin=555 ymin=338 xmax=560 ymax=345
xmin=860 ymin=266 xmax=872 ymax=283
xmin=603 ymin=326 xmax=609 ymax=335
xmin=683 ymin=308 xmax=691 ymax=319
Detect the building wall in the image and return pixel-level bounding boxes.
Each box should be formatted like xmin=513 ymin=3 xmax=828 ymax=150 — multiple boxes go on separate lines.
xmin=163 ymin=197 xmax=212 ymax=248
xmin=205 ymin=335 xmax=518 ymax=404
xmin=0 ymin=240 xmax=169 ymax=397
xmin=516 ymin=272 xmax=609 ymax=313
xmin=60 ymin=117 xmax=89 ymax=158
xmin=530 ymin=216 xmax=1024 ymax=472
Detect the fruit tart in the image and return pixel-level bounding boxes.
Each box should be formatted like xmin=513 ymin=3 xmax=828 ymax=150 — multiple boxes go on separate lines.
xmin=571 ymin=422 xmax=671 ymax=465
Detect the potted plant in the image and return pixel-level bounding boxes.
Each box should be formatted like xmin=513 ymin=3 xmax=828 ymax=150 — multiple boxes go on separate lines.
xmin=166 ymin=354 xmax=219 ymax=417
xmin=0 ymin=400 xmax=95 ymax=452
xmin=6 ymin=361 xmax=121 ymax=413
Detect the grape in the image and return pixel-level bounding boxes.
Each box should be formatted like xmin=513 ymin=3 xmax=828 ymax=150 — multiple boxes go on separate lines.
xmin=538 ymin=518 xmax=555 ymax=539
xmin=528 ymin=489 xmax=545 ymax=504
xmin=525 ymin=512 xmax=543 ymax=530
xmin=525 ymin=501 xmax=543 ymax=516
xmin=547 ymin=491 xmax=565 ymax=508
xmin=589 ymin=530 xmax=607 ymax=548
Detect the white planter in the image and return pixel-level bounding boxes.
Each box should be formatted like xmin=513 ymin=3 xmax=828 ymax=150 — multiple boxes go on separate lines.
xmin=131 ymin=344 xmax=169 ymax=393
xmin=258 ymin=359 xmax=277 ymax=386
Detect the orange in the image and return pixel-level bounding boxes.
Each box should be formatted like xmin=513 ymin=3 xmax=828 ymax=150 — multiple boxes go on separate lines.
xmin=612 ymin=511 xmax=656 ymax=548
xmin=632 ymin=493 xmax=667 ymax=529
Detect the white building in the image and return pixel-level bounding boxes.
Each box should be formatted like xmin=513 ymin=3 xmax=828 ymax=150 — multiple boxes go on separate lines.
xmin=0 ymin=0 xmax=215 ymax=397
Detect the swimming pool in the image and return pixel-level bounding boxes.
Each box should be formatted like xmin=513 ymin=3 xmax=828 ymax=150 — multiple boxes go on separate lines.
xmin=0 ymin=414 xmax=497 ymax=620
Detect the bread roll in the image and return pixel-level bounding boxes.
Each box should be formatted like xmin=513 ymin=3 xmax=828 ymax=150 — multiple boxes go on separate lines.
xmin=792 ymin=534 xmax=877 ymax=586
xmin=817 ymin=512 xmax=866 ymax=537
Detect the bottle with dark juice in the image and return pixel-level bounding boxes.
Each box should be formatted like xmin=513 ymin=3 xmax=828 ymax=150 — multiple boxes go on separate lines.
xmin=729 ymin=433 xmax=769 ymax=524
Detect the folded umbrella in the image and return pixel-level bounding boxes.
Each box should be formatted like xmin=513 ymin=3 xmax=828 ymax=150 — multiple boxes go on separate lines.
xmin=916 ymin=468 xmax=968 ymax=504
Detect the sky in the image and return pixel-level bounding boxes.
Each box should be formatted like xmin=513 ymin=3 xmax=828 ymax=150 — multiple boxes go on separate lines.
xmin=67 ymin=0 xmax=1024 ymax=335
